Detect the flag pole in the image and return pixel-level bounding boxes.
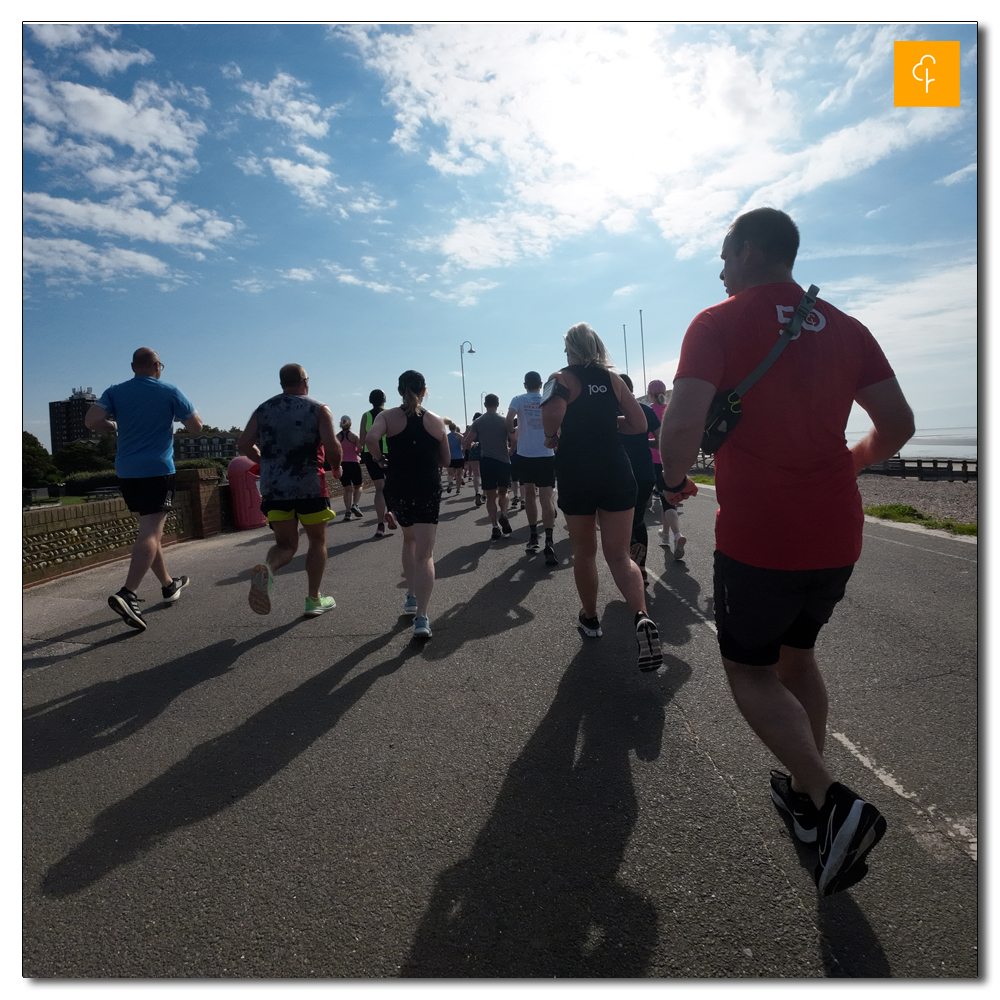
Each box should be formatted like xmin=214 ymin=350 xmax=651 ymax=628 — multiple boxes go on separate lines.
xmin=622 ymin=324 xmax=629 ymax=375
xmin=639 ymin=309 xmax=647 ymax=395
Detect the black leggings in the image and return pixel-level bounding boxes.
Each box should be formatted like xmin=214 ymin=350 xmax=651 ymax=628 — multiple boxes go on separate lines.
xmin=631 ymin=480 xmax=655 ymax=548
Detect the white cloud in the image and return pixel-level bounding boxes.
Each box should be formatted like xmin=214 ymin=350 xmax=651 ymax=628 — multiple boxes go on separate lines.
xmin=24 ymin=192 xmax=236 ymax=249
xmin=347 ymin=191 xmax=397 ymax=214
xmin=613 ymin=284 xmax=637 ymax=297
xmin=240 ymin=72 xmax=338 ymax=140
xmin=23 ymin=236 xmax=170 ymax=285
xmin=28 ymin=24 xmax=115 ymax=50
xmin=266 ymin=158 xmax=333 ymax=206
xmin=938 ymin=163 xmax=977 ymax=186
xmin=865 ymin=205 xmax=888 ymax=218
xmin=78 ymin=45 xmax=155 ymax=76
xmin=281 ymin=268 xmax=315 ymax=281
xmin=294 ymin=144 xmax=331 ymax=166
xmin=233 ymin=277 xmax=271 ymax=294
xmin=235 ymin=155 xmax=265 ymax=175
xmin=430 ymin=279 xmax=499 ymax=307
xmin=349 ymin=24 xmax=963 ymax=270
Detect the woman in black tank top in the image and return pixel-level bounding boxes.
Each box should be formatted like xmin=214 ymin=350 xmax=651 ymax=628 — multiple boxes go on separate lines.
xmin=540 ymin=323 xmax=663 ymax=672
xmin=365 ymin=370 xmax=450 ymax=640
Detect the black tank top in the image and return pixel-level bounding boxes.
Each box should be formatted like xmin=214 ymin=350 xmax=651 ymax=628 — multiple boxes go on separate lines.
xmin=385 ymin=410 xmax=440 ymax=494
xmin=556 ymin=365 xmax=625 ymax=468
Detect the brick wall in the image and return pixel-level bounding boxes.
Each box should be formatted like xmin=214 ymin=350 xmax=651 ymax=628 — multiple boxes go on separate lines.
xmin=22 ymin=465 xmax=374 ymax=587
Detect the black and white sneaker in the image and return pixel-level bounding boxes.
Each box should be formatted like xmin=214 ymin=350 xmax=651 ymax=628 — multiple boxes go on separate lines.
xmin=635 ymin=613 xmax=662 ymax=672
xmin=491 ymin=525 xmax=503 ymax=541
xmin=578 ymin=610 xmax=602 ymax=637
xmin=498 ymin=514 xmax=513 ymax=534
xmin=109 ymin=588 xmax=146 ymax=630
xmin=351 ymin=504 xmax=363 ymax=518
xmin=770 ymin=770 xmax=819 ymax=843
xmin=525 ymin=533 xmax=540 ymax=552
xmin=543 ymin=543 xmax=558 ymax=566
xmin=815 ymin=782 xmax=887 ymax=896
xmin=161 ymin=575 xmax=190 ymax=603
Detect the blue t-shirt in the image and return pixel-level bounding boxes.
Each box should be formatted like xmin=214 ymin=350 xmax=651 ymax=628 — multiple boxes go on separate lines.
xmin=620 ymin=402 xmax=660 ymax=484
xmin=97 ymin=377 xmax=195 ymax=478
xmin=448 ymin=432 xmax=464 ymax=460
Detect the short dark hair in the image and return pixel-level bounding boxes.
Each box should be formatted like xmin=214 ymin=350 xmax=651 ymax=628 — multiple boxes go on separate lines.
xmin=524 ymin=370 xmax=542 ymax=388
xmin=484 ymin=393 xmax=499 ymax=408
xmin=369 ymin=389 xmax=386 ymax=406
xmin=279 ymin=363 xmax=307 ymax=388
xmin=619 ymin=372 xmax=634 ymax=392
xmin=727 ymin=207 xmax=799 ymax=267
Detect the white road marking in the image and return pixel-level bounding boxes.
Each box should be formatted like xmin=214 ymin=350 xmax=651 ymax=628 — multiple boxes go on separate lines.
xmin=830 ymin=731 xmax=977 ymax=863
xmin=648 ymin=573 xmax=717 ymax=633
xmin=862 ymin=531 xmax=977 ymax=562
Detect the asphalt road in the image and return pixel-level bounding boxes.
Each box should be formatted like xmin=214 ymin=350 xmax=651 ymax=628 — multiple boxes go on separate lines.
xmin=22 ymin=483 xmax=978 ymax=978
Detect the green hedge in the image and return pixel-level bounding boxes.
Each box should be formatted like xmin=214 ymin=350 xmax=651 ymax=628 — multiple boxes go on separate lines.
xmin=60 ymin=471 xmax=120 ymax=493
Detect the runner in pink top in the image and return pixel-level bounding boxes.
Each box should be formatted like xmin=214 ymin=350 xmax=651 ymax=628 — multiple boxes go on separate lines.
xmin=337 ymin=416 xmax=365 ymax=520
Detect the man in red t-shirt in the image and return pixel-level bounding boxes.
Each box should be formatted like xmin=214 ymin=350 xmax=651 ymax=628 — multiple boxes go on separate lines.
xmin=658 ymin=207 xmax=914 ymax=896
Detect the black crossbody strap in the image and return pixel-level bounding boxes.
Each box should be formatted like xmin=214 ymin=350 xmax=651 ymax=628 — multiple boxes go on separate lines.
xmin=734 ymin=284 xmax=819 ymax=398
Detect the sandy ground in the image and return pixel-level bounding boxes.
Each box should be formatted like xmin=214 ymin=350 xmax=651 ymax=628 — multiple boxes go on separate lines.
xmin=856 ymin=473 xmax=978 ymax=525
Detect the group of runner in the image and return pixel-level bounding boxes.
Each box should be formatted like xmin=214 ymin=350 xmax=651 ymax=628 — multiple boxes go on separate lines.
xmin=92 ymin=207 xmax=914 ymax=897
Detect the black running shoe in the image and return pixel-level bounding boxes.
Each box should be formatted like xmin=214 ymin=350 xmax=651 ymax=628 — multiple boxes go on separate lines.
xmin=499 ymin=514 xmax=512 ymax=534
xmin=525 ymin=533 xmax=540 ymax=552
xmin=161 ymin=575 xmax=190 ymax=603
xmin=635 ymin=614 xmax=662 ymax=672
xmin=475 ymin=493 xmax=483 ymax=507
xmin=491 ymin=525 xmax=503 ymax=541
xmin=543 ymin=543 xmax=558 ymax=566
xmin=578 ymin=610 xmax=602 ymax=637
xmin=815 ymin=782 xmax=887 ymax=896
xmin=770 ymin=770 xmax=819 ymax=843
xmin=108 ymin=588 xmax=146 ymax=630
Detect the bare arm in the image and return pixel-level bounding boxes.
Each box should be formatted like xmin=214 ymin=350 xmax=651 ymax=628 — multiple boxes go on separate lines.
xmin=184 ymin=413 xmax=203 ymax=434
xmin=318 ymin=406 xmax=343 ymax=478
xmin=505 ymin=407 xmax=517 ymax=434
xmin=850 ymin=377 xmax=915 ymax=473
xmin=238 ymin=413 xmax=260 ymax=461
xmin=610 ymin=372 xmax=648 ymax=434
xmin=84 ymin=404 xmax=116 ymax=435
xmin=461 ymin=424 xmax=478 ymax=450
xmin=658 ymin=377 xmax=716 ymax=501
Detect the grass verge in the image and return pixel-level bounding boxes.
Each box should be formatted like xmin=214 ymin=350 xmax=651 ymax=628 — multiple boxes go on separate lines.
xmin=863 ymin=503 xmax=977 ymax=537
xmin=689 ymin=474 xmax=715 ymax=485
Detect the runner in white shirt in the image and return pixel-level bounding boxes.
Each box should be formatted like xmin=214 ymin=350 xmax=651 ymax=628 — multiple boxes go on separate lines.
xmin=507 ymin=371 xmax=558 ymax=566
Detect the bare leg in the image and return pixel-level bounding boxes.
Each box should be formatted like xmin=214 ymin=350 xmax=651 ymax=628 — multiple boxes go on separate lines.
xmin=775 ymin=646 xmax=829 ymax=758
xmin=373 ymin=480 xmax=386 ymax=524
xmin=565 ymin=514 xmax=599 ymax=617
xmin=401 ymin=522 xmax=437 ymax=616
xmin=524 ymin=482 xmax=538 ymax=526
xmin=662 ymin=506 xmax=681 ymax=537
xmin=125 ymin=512 xmax=171 ymax=592
xmin=302 ymin=521 xmax=329 ymax=600
xmin=266 ymin=519 xmax=301 ymax=574
xmin=485 ymin=488 xmax=499 ymax=524
xmin=538 ymin=485 xmax=556 ymax=530
xmin=723 ymin=655 xmax=834 ymax=808
xmin=596 ymin=508 xmax=647 ymax=615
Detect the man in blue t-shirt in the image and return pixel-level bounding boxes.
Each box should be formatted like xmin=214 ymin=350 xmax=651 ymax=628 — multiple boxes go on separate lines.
xmin=86 ymin=347 xmax=202 ymax=631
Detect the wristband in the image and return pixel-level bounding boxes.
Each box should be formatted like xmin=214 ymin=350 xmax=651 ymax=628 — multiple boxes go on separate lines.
xmin=663 ymin=476 xmax=688 ymax=493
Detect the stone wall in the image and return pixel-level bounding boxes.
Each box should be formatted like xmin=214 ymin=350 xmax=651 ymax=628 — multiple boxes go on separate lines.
xmin=23 ymin=465 xmax=373 ymax=588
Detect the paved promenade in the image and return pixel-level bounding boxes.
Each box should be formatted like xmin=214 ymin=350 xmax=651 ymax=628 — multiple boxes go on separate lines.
xmin=23 ymin=485 xmax=978 ymax=978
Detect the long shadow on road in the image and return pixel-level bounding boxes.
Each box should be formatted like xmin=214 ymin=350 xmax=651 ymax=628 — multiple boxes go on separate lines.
xmin=40 ymin=620 xmax=417 ymax=898
xmin=402 ymin=640 xmax=692 ymax=977
xmin=23 ymin=621 xmax=302 ymax=775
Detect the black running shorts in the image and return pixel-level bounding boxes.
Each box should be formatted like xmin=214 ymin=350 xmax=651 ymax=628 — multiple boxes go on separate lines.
xmin=713 ymin=550 xmax=854 ymax=666
xmin=119 ymin=475 xmax=175 ymax=516
xmin=362 ymin=452 xmax=386 ymax=482
xmin=384 ymin=489 xmax=440 ymax=527
xmin=339 ymin=461 xmax=363 ymax=487
xmin=480 ymin=457 xmax=511 ymax=491
xmin=516 ymin=455 xmax=556 ymax=488
xmin=449 ymin=458 xmax=465 ymax=469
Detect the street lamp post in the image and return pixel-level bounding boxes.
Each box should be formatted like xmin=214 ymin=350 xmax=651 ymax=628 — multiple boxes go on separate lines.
xmin=459 ymin=341 xmax=475 ymax=427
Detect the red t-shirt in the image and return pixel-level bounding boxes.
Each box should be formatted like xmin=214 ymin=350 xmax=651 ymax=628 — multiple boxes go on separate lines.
xmin=675 ymin=282 xmax=895 ymax=570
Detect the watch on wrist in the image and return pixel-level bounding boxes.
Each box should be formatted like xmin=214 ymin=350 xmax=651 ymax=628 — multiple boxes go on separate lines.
xmin=663 ymin=476 xmax=688 ymax=493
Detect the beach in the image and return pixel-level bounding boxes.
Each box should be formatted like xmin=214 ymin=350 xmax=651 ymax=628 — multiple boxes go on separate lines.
xmin=856 ymin=473 xmax=978 ymax=525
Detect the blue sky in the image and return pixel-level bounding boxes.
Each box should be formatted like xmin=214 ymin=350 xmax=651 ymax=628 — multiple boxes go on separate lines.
xmin=21 ymin=20 xmax=978 ymax=448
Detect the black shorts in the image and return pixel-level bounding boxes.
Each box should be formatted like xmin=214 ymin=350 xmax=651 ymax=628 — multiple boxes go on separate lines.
xmin=449 ymin=458 xmax=465 ymax=469
xmin=384 ymin=489 xmax=441 ymax=527
xmin=119 ymin=475 xmax=175 ymax=516
xmin=713 ymin=550 xmax=854 ymax=666
xmin=556 ymin=463 xmax=637 ymax=516
xmin=339 ymin=461 xmax=363 ymax=487
xmin=362 ymin=452 xmax=385 ymax=482
xmin=480 ymin=457 xmax=511 ymax=491
xmin=516 ymin=455 xmax=556 ymax=488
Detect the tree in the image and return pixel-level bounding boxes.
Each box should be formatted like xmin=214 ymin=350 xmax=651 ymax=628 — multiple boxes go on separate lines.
xmin=23 ymin=432 xmax=55 ymax=487
xmin=53 ymin=441 xmax=115 ymax=475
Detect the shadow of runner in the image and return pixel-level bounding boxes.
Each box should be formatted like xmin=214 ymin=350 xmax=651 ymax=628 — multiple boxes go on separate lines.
xmin=41 ymin=621 xmax=417 ymax=898
xmin=401 ymin=641 xmax=692 ymax=977
xmin=23 ymin=621 xmax=302 ymax=775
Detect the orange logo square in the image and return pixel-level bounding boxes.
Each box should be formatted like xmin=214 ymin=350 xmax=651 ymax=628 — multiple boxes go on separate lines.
xmin=894 ymin=41 xmax=960 ymax=107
